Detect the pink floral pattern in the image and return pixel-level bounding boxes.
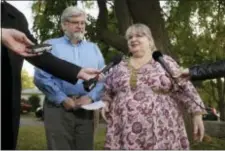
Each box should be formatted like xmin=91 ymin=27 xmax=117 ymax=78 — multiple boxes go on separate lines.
xmin=102 ymin=55 xmax=206 ymax=150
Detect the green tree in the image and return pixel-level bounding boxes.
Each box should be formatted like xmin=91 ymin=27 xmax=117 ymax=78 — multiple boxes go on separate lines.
xmin=165 ymin=0 xmax=225 ymax=121
xmin=21 ymin=69 xmax=35 ymax=89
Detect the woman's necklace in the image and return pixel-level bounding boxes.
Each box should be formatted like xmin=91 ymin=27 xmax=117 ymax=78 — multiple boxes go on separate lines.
xmin=128 ymin=59 xmax=138 ymax=89
xmin=128 ymin=55 xmax=152 ymax=89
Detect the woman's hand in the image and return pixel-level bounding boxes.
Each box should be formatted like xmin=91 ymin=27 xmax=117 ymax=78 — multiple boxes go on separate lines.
xmin=192 ymin=114 xmax=205 ymax=142
xmin=101 ymin=101 xmax=109 ymax=122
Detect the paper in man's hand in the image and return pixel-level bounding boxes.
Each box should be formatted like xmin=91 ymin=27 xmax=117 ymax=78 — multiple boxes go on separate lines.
xmin=81 ymin=100 xmax=106 ymax=110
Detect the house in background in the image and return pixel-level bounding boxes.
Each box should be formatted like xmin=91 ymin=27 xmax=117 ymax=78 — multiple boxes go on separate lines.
xmin=21 ymin=87 xmax=45 ymax=107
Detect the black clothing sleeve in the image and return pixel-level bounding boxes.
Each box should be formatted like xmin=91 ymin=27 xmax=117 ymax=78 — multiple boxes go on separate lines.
xmin=2 ymin=2 xmax=82 ymax=84
xmin=25 ymin=53 xmax=81 ymax=84
xmin=19 ymin=5 xmax=82 ymax=84
xmin=190 ymin=60 xmax=225 ymax=81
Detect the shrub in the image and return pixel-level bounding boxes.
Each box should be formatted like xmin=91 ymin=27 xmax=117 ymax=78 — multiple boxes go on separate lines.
xmin=28 ymin=95 xmax=40 ymax=112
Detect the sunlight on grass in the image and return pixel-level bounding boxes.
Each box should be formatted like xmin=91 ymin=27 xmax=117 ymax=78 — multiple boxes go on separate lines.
xmin=17 ymin=125 xmax=225 ymax=150
xmin=20 ymin=112 xmax=36 ymax=118
xmin=191 ymin=137 xmax=225 ymax=150
xmin=17 ymin=126 xmax=47 ymax=150
xmin=94 ymin=128 xmax=106 ymax=150
xmin=17 ymin=125 xmax=106 ymax=150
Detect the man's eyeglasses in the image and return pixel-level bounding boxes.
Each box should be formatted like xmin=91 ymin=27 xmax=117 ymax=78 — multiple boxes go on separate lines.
xmin=66 ymin=20 xmax=86 ymax=26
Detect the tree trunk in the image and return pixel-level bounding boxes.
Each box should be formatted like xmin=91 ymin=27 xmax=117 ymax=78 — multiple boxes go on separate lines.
xmin=96 ymin=0 xmax=173 ymax=56
xmin=219 ymin=100 xmax=225 ymax=121
xmin=222 ymin=77 xmax=225 ymax=121
xmin=127 ymin=0 xmax=172 ymax=56
xmin=182 ymin=108 xmax=194 ymax=144
xmin=96 ymin=0 xmax=128 ymax=54
xmin=114 ymin=0 xmax=133 ymax=35
xmin=93 ymin=110 xmax=100 ymax=137
xmin=217 ymin=78 xmax=225 ymax=121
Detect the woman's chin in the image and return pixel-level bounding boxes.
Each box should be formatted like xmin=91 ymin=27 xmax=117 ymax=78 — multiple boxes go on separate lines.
xmin=130 ymin=49 xmax=139 ymax=54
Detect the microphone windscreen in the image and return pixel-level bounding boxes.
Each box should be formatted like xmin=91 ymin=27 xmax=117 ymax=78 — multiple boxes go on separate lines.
xmin=152 ymin=51 xmax=163 ymax=61
xmin=111 ymin=54 xmax=123 ymax=65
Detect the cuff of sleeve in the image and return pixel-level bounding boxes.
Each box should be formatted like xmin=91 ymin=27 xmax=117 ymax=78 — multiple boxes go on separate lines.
xmin=192 ymin=111 xmax=207 ymax=116
xmin=86 ymin=93 xmax=95 ymax=103
xmin=55 ymin=95 xmax=68 ymax=105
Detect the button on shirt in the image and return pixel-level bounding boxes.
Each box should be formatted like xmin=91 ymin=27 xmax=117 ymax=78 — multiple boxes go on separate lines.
xmin=34 ymin=36 xmax=105 ymax=105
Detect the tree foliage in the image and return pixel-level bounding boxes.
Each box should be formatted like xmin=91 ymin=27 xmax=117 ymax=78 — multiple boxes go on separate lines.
xmin=165 ymin=0 xmax=225 ymax=66
xmin=164 ymin=0 xmax=225 ymax=120
xmin=21 ymin=69 xmax=35 ymax=89
xmin=28 ymin=94 xmax=41 ymax=112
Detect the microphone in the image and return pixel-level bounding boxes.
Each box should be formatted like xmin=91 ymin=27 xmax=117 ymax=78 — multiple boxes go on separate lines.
xmin=152 ymin=51 xmax=174 ymax=78
xmin=152 ymin=51 xmax=220 ymax=119
xmin=83 ymin=54 xmax=123 ymax=92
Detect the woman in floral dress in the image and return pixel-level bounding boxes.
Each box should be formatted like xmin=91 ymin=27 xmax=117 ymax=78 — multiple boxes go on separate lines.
xmin=101 ymin=23 xmax=206 ymax=150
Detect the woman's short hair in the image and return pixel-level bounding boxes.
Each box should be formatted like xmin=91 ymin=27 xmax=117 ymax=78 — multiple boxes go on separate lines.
xmin=125 ymin=23 xmax=154 ymax=41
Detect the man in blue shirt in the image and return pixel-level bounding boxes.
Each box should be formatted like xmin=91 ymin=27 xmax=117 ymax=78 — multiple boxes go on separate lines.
xmin=34 ymin=6 xmax=105 ymax=150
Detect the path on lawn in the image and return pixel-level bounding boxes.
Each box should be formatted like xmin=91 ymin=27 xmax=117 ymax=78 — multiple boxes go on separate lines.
xmin=20 ymin=117 xmax=44 ymax=126
xmin=20 ymin=116 xmax=106 ymax=128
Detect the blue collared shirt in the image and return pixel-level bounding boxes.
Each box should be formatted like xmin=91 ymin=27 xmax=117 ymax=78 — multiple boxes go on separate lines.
xmin=34 ymin=36 xmax=105 ymax=104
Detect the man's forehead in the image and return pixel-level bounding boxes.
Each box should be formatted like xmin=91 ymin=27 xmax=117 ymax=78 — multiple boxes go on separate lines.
xmin=69 ymin=14 xmax=85 ymax=18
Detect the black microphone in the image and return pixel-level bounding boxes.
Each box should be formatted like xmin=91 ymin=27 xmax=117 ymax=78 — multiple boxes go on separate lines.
xmin=152 ymin=51 xmax=219 ymax=119
xmin=152 ymin=51 xmax=174 ymax=78
xmin=83 ymin=54 xmax=123 ymax=92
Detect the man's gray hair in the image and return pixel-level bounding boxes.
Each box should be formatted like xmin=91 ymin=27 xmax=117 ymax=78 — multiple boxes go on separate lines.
xmin=61 ymin=6 xmax=87 ymax=28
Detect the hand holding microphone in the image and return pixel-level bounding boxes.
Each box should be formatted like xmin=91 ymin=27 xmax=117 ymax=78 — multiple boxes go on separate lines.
xmin=152 ymin=51 xmax=175 ymax=78
xmin=83 ymin=54 xmax=123 ymax=92
xmin=152 ymin=51 xmax=185 ymax=87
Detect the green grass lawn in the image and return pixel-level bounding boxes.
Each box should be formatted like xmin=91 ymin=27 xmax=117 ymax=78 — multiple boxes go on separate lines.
xmin=17 ymin=125 xmax=106 ymax=150
xmin=17 ymin=125 xmax=225 ymax=150
xmin=20 ymin=112 xmax=36 ymax=118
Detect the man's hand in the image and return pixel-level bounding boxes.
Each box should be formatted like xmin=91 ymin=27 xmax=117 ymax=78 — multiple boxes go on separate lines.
xmin=192 ymin=114 xmax=205 ymax=142
xmin=2 ymin=28 xmax=36 ymax=57
xmin=62 ymin=97 xmax=76 ymax=110
xmin=77 ymin=68 xmax=101 ymax=81
xmin=75 ymin=96 xmax=92 ymax=106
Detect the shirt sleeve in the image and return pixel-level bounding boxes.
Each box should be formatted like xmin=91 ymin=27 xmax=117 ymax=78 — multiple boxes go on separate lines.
xmin=163 ymin=55 xmax=207 ymax=114
xmin=33 ymin=40 xmax=68 ymax=104
xmin=34 ymin=68 xmax=68 ymax=104
xmin=86 ymin=44 xmax=105 ymax=102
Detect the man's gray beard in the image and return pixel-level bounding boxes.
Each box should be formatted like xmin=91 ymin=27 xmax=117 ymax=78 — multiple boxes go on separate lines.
xmin=65 ymin=31 xmax=84 ymax=41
